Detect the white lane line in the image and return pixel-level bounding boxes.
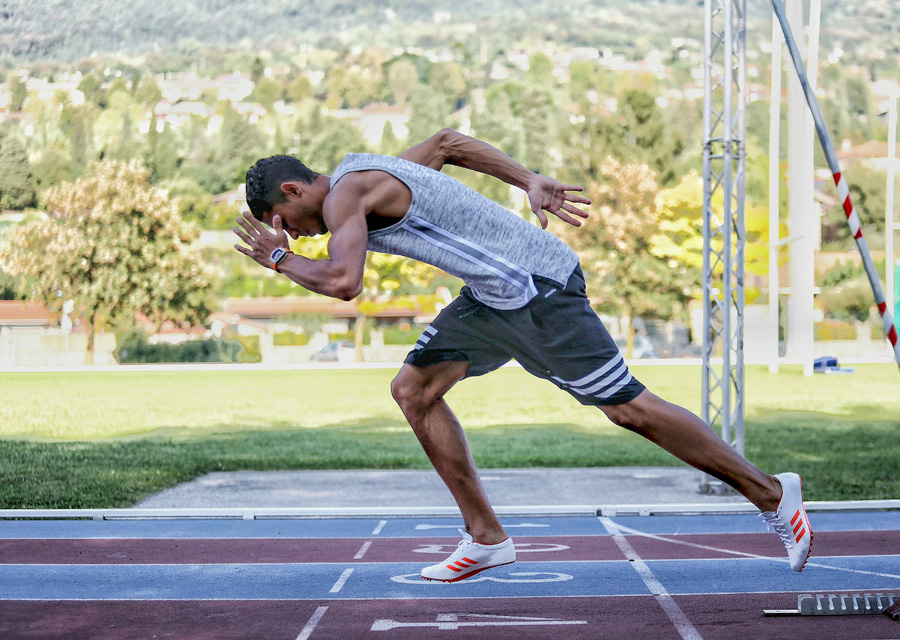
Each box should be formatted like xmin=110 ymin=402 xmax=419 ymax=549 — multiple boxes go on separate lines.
xmin=371 ymin=520 xmax=387 ymax=536
xmin=611 ymin=521 xmax=900 ymax=580
xmin=354 ymin=541 xmax=373 ymax=560
xmin=296 ymin=606 xmax=328 ymax=640
xmin=329 ymin=568 xmax=354 ymax=593
xmin=599 ymin=517 xmax=703 ymax=640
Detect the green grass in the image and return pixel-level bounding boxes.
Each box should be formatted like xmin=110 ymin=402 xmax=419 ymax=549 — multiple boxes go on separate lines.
xmin=1 ymin=364 xmax=899 ymax=508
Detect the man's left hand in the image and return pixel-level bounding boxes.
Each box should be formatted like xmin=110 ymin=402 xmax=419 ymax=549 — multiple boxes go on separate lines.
xmin=526 ymin=175 xmax=591 ymax=229
xmin=233 ymin=212 xmax=290 ymax=269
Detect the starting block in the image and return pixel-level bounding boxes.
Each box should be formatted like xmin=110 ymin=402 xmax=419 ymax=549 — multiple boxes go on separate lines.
xmin=765 ymin=593 xmax=900 ymax=619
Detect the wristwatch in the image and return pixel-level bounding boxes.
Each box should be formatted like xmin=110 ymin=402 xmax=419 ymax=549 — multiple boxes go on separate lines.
xmin=269 ymin=247 xmax=291 ymax=272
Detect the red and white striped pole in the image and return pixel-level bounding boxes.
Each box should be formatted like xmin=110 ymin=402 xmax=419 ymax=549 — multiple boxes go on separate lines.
xmin=770 ymin=0 xmax=900 ymax=370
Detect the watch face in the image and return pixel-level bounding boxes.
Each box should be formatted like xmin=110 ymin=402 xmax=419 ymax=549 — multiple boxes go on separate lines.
xmin=271 ymin=247 xmax=287 ymax=263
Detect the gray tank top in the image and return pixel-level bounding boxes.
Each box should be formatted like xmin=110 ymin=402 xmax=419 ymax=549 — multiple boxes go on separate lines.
xmin=330 ymin=153 xmax=579 ymax=310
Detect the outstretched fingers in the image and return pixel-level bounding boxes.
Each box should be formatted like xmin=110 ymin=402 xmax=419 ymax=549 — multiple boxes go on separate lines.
xmin=561 ymin=202 xmax=589 ymax=219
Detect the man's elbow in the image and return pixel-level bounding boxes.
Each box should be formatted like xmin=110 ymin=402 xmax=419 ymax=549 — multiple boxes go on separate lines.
xmin=331 ymin=278 xmax=362 ymax=302
xmin=437 ymin=128 xmax=462 ymax=148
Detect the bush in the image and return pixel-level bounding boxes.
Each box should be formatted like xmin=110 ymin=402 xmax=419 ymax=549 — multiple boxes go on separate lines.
xmin=814 ymin=319 xmax=857 ymax=341
xmin=273 ymin=331 xmax=308 ymax=346
xmin=820 ymin=276 xmax=875 ymax=323
xmin=114 ymin=330 xmax=249 ymax=363
xmin=382 ymin=327 xmax=422 ymax=345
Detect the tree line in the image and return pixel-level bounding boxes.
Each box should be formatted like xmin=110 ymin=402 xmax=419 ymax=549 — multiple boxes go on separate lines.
xmin=0 ymin=38 xmax=894 ymax=354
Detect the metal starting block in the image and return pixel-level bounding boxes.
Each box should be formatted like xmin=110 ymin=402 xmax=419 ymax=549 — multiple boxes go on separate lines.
xmin=764 ymin=593 xmax=900 ymax=619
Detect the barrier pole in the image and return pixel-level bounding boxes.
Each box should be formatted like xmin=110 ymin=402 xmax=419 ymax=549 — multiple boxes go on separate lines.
xmin=770 ymin=0 xmax=900 ymax=370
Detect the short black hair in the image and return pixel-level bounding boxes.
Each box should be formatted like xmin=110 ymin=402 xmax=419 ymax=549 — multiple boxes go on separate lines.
xmin=245 ymin=155 xmax=318 ymax=220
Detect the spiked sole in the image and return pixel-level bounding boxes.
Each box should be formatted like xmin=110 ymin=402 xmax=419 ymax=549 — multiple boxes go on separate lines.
xmin=421 ymin=560 xmax=516 ymax=583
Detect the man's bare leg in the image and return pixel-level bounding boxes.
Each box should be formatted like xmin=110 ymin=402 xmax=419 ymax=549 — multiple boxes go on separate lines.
xmin=391 ymin=361 xmax=508 ymax=544
xmin=600 ymin=389 xmax=782 ymax=511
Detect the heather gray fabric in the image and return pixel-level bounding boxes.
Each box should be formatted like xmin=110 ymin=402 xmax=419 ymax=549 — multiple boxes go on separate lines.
xmin=330 ymin=153 xmax=579 ymax=310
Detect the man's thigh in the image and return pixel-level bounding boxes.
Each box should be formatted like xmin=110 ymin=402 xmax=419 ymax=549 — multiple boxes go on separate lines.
xmin=502 ymin=270 xmax=647 ymax=407
xmin=403 ymin=291 xmax=512 ymax=378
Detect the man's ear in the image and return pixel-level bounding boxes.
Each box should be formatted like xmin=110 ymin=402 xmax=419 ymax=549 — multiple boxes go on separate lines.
xmin=280 ymin=182 xmax=303 ymax=198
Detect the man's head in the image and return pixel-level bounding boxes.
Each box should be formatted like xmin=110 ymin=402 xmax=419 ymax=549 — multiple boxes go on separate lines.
xmin=245 ymin=155 xmax=329 ymax=238
xmin=245 ymin=155 xmax=318 ymax=221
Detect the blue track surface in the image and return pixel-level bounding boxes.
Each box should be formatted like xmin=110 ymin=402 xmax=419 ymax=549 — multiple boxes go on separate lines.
xmin=2 ymin=555 xmax=898 ymax=601
xmin=3 ymin=511 xmax=899 ymax=539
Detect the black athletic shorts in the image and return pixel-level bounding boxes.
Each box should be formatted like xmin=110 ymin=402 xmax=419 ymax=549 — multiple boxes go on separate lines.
xmin=404 ymin=265 xmax=646 ymax=406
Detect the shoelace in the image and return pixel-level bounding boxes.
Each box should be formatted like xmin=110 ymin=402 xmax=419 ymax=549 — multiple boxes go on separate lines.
xmin=450 ymin=529 xmax=475 ymax=556
xmin=759 ymin=512 xmax=794 ymax=549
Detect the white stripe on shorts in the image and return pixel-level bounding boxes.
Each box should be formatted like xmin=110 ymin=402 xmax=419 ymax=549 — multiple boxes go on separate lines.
xmin=413 ymin=326 xmax=437 ymax=351
xmin=551 ymin=353 xmax=625 ymax=392
xmin=595 ymin=372 xmax=634 ymax=400
xmin=578 ymin=360 xmax=629 ymax=396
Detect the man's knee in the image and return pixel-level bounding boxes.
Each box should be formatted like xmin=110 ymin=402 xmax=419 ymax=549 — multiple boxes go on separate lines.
xmin=390 ymin=369 xmax=422 ymax=412
xmin=600 ymin=390 xmax=656 ymax=431
xmin=390 ymin=364 xmax=448 ymax=412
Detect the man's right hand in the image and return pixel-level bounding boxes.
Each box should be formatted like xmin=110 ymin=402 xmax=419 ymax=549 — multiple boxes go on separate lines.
xmin=526 ymin=175 xmax=591 ymax=229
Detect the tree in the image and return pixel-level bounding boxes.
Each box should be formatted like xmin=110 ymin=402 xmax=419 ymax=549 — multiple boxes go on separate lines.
xmin=379 ymin=121 xmax=401 ymax=156
xmin=286 ymin=74 xmax=313 ymax=103
xmin=561 ymin=158 xmax=690 ymax=356
xmin=134 ymin=75 xmax=162 ymax=108
xmin=305 ymin=116 xmax=367 ymax=173
xmin=146 ymin=118 xmax=180 ymax=183
xmin=428 ymin=61 xmax=467 ymax=106
xmin=0 ymin=133 xmax=37 ymax=210
xmin=473 ymin=91 xmax=518 ymax=157
xmin=520 ymin=87 xmax=552 ymax=171
xmin=652 ymin=172 xmax=778 ymax=305
xmin=76 ymin=73 xmax=103 ymax=104
xmin=387 ymin=58 xmax=418 ymax=105
xmin=7 ymin=73 xmax=27 ymax=112
xmin=0 ymin=161 xmax=216 ymax=361
xmin=70 ymin=110 xmax=90 ymax=175
xmin=94 ymin=89 xmax=141 ymax=162
xmin=407 ymin=86 xmax=452 ymax=145
xmin=251 ymin=57 xmax=265 ymax=84
xmin=214 ymin=104 xmax=264 ymax=189
xmin=252 ymin=77 xmax=282 ymax=111
xmin=527 ymin=52 xmax=554 ymax=88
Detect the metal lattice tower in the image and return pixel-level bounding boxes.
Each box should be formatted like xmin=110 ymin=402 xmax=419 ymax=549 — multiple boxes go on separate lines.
xmin=701 ymin=0 xmax=747 ymax=492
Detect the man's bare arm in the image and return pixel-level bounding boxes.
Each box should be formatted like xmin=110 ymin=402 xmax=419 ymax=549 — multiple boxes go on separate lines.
xmin=233 ymin=190 xmax=368 ymax=301
xmin=400 ymin=128 xmax=591 ymax=228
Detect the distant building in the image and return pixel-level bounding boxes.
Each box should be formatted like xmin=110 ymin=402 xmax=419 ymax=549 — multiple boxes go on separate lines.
xmin=327 ymin=104 xmax=411 ymax=146
xmin=212 ymin=184 xmax=247 ymax=211
xmin=836 ymin=139 xmax=900 ymax=173
xmin=158 ymin=72 xmax=254 ymax=104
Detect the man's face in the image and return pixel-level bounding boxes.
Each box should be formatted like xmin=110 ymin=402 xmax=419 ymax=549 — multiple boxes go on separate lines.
xmin=265 ymin=190 xmax=328 ymax=239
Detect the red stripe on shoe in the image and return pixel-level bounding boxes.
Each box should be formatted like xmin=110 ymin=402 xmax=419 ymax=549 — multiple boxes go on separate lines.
xmin=462 ymin=557 xmax=478 ymax=565
xmin=796 ymin=528 xmax=807 ymax=542
xmin=791 ymin=510 xmax=800 ymax=526
xmin=446 ymin=565 xmax=462 ymax=572
xmin=793 ymin=519 xmax=804 ymax=534
xmin=453 ymin=561 xmax=470 ymax=569
xmin=422 ymin=560 xmax=516 ymax=583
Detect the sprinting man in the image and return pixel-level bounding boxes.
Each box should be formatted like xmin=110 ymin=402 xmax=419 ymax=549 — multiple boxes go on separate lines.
xmin=234 ymin=128 xmax=812 ymax=581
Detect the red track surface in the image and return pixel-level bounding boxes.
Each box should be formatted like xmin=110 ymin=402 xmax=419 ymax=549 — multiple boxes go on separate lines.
xmin=0 ymin=530 xmax=890 ymax=564
xmin=2 ymin=595 xmax=898 ymax=640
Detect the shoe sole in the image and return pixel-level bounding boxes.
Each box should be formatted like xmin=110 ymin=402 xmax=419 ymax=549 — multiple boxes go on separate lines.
xmin=796 ymin=475 xmax=813 ymax=572
xmin=421 ymin=560 xmax=516 ymax=583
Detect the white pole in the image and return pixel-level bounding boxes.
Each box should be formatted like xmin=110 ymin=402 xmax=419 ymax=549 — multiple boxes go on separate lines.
xmin=785 ymin=0 xmax=816 ymax=376
xmin=888 ymin=94 xmax=897 ymax=323
xmin=769 ymin=19 xmax=783 ymax=373
xmin=808 ymin=0 xmax=822 ymax=251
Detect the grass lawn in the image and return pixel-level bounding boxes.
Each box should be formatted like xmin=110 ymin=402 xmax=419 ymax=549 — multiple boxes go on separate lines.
xmin=1 ymin=364 xmax=898 ymax=508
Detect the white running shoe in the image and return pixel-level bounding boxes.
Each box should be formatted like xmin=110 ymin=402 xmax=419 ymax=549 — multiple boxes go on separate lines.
xmin=759 ymin=472 xmax=813 ymax=572
xmin=421 ymin=530 xmax=516 ymax=582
